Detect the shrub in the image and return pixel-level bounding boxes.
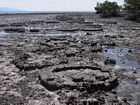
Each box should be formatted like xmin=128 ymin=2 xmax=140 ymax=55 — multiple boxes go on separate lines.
xmin=124 ymin=0 xmax=140 ymax=21
xmin=95 ymin=2 xmax=102 ymax=14
xmin=95 ymin=1 xmax=121 ymax=18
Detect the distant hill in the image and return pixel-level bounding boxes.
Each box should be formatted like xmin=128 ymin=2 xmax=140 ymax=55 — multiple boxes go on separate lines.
xmin=0 ymin=7 xmax=28 ymax=13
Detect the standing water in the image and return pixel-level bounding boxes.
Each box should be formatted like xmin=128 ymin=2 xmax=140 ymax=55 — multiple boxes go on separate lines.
xmin=0 ymin=31 xmax=8 ymax=36
xmin=103 ymin=47 xmax=140 ymax=69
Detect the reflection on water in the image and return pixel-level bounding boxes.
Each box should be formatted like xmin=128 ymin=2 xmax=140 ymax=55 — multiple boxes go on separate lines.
xmin=103 ymin=47 xmax=140 ymax=69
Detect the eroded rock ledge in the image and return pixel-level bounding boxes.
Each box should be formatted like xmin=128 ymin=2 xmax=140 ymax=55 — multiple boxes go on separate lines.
xmin=39 ymin=64 xmax=119 ymax=104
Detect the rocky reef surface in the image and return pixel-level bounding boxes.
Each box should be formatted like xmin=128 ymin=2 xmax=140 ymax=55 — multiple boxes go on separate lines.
xmin=0 ymin=13 xmax=140 ymax=105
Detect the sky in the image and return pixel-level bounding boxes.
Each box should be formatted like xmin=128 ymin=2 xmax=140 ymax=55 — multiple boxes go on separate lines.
xmin=0 ymin=0 xmax=124 ymax=11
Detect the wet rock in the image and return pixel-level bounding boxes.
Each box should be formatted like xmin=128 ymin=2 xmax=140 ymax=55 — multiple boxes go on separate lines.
xmin=30 ymin=29 xmax=40 ymax=32
xmin=0 ymin=24 xmax=9 ymax=27
xmin=104 ymin=59 xmax=116 ymax=65
xmin=4 ymin=28 xmax=25 ymax=33
xmin=128 ymin=49 xmax=132 ymax=53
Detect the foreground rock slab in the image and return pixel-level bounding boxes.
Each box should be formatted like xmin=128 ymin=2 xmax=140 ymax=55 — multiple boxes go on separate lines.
xmin=39 ymin=64 xmax=119 ymax=104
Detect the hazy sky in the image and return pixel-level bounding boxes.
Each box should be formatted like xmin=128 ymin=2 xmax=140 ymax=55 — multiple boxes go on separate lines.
xmin=0 ymin=0 xmax=124 ymax=11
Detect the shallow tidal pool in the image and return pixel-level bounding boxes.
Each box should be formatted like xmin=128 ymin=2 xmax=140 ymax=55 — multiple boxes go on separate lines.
xmin=103 ymin=47 xmax=140 ymax=69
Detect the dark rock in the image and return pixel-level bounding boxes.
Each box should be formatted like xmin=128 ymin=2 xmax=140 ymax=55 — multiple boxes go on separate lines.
xmin=10 ymin=23 xmax=25 ymax=27
xmin=0 ymin=24 xmax=9 ymax=27
xmin=39 ymin=78 xmax=63 ymax=91
xmin=90 ymin=42 xmax=97 ymax=46
xmin=86 ymin=32 xmax=92 ymax=35
xmin=4 ymin=28 xmax=25 ymax=33
xmin=128 ymin=49 xmax=132 ymax=53
xmin=119 ymin=35 xmax=125 ymax=38
xmin=91 ymin=46 xmax=103 ymax=53
xmin=45 ymin=21 xmax=60 ymax=24
xmin=28 ymin=20 xmax=44 ymax=24
xmin=30 ymin=29 xmax=40 ymax=32
xmin=102 ymin=42 xmax=116 ymax=46
xmin=65 ymin=53 xmax=76 ymax=57
xmin=104 ymin=35 xmax=117 ymax=38
xmin=104 ymin=59 xmax=116 ymax=65
xmin=82 ymin=28 xmax=103 ymax=31
xmin=72 ymin=77 xmax=84 ymax=82
xmin=78 ymin=87 xmax=86 ymax=92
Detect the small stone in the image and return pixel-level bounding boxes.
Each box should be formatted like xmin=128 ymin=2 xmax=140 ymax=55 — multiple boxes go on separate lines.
xmin=111 ymin=90 xmax=117 ymax=94
xmin=86 ymin=32 xmax=92 ymax=35
xmin=104 ymin=59 xmax=116 ymax=65
xmin=128 ymin=49 xmax=132 ymax=53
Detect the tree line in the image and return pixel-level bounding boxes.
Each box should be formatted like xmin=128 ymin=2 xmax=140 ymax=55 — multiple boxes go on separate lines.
xmin=95 ymin=0 xmax=140 ymax=22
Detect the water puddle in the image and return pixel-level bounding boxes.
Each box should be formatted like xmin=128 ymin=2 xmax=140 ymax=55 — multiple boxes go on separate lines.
xmin=0 ymin=31 xmax=8 ymax=36
xmin=117 ymin=79 xmax=140 ymax=104
xmin=103 ymin=47 xmax=140 ymax=69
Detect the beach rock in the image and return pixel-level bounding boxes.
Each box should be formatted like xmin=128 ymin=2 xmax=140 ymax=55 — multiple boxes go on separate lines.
xmin=39 ymin=64 xmax=119 ymax=92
